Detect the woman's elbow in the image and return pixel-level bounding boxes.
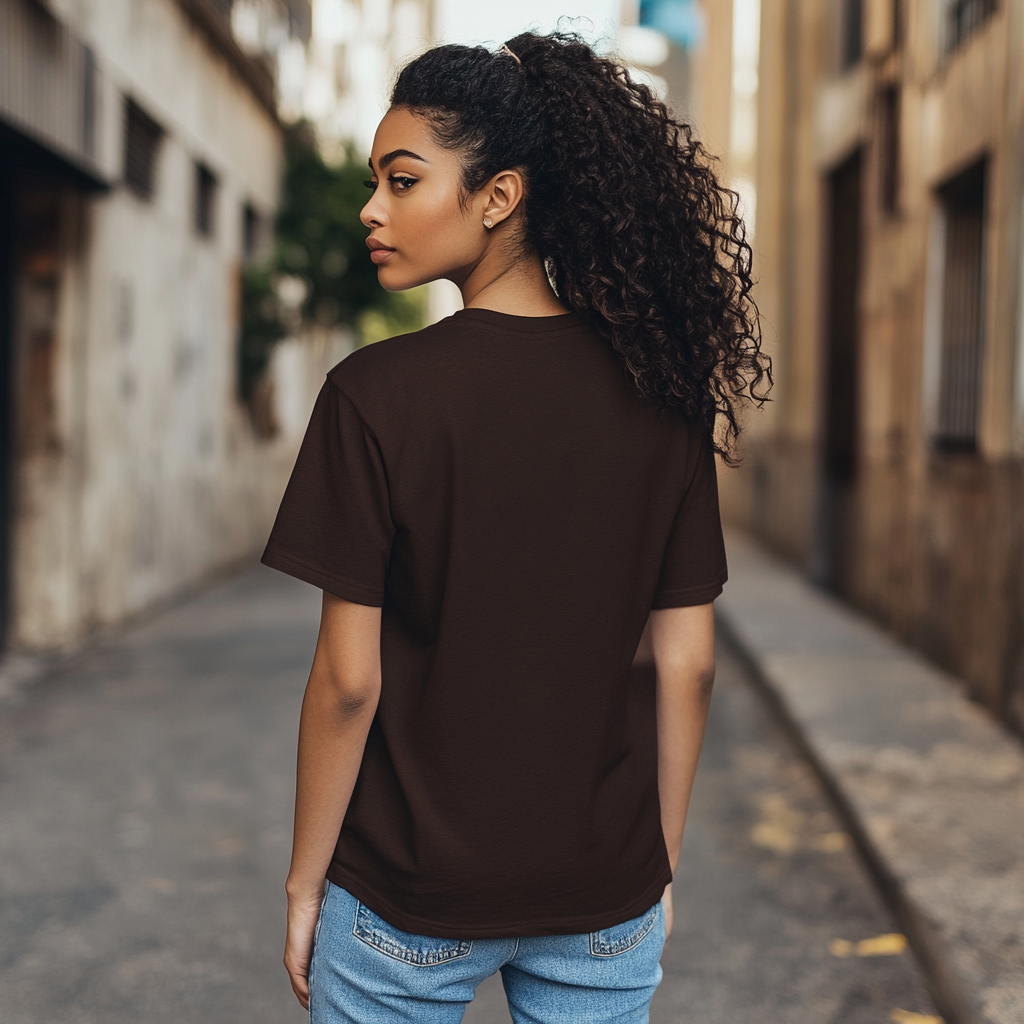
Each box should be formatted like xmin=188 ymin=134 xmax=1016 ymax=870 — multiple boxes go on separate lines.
xmin=656 ymin=657 xmax=716 ymax=704
xmin=307 ymin=667 xmax=381 ymax=721
xmin=332 ymin=684 xmax=379 ymax=719
xmin=694 ymin=661 xmax=716 ymax=701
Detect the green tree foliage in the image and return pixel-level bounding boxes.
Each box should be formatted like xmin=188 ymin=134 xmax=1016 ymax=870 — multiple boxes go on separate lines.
xmin=239 ymin=263 xmax=286 ymax=404
xmin=238 ymin=125 xmax=423 ymax=402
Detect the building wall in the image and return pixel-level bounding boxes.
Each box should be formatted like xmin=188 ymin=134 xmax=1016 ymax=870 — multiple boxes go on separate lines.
xmin=719 ymin=0 xmax=1024 ymax=723
xmin=4 ymin=0 xmax=341 ymax=648
xmin=299 ymin=0 xmax=434 ymax=159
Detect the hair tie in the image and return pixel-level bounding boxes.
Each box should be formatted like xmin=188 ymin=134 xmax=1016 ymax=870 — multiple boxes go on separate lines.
xmin=500 ymin=43 xmax=522 ymax=65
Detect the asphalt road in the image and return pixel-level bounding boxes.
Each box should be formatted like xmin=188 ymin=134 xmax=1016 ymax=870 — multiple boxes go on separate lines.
xmin=0 ymin=564 xmax=938 ymax=1023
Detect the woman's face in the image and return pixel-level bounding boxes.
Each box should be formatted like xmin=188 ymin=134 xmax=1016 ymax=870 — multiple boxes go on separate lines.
xmin=360 ymin=106 xmax=513 ymax=292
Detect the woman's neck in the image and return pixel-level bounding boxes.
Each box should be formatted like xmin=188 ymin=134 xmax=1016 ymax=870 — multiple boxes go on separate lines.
xmin=459 ymin=250 xmax=570 ymax=317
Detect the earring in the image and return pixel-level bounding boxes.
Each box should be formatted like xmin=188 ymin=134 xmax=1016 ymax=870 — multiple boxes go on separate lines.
xmin=483 ymin=216 xmax=493 ymax=228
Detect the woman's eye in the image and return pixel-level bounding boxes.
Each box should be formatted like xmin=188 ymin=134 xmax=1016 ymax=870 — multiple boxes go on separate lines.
xmin=363 ymin=179 xmax=377 ymax=190
xmin=388 ymin=175 xmax=417 ymax=190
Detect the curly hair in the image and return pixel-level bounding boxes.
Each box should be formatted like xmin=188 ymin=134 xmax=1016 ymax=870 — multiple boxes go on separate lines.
xmin=391 ymin=28 xmax=771 ymax=461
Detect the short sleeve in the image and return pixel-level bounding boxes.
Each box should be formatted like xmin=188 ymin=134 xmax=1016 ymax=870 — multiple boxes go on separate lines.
xmin=261 ymin=379 xmax=394 ymax=606
xmin=650 ymin=428 xmax=728 ymax=609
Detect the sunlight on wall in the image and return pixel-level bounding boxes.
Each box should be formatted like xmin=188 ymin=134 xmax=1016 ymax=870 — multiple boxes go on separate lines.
xmin=729 ymin=0 xmax=759 ymax=241
xmin=433 ymin=0 xmax=621 ymax=50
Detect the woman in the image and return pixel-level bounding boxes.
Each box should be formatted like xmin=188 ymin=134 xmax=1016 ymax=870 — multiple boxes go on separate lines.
xmin=261 ymin=29 xmax=769 ymax=1024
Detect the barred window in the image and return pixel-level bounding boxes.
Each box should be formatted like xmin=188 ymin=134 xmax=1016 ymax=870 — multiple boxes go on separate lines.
xmin=947 ymin=0 xmax=997 ymax=53
xmin=840 ymin=0 xmax=863 ymax=68
xmin=123 ymin=98 xmax=163 ymax=201
xmin=83 ymin=46 xmax=97 ymax=161
xmin=935 ymin=160 xmax=986 ymax=453
xmin=242 ymin=202 xmax=260 ymax=261
xmin=878 ymin=86 xmax=900 ymax=217
xmin=194 ymin=162 xmax=217 ymax=238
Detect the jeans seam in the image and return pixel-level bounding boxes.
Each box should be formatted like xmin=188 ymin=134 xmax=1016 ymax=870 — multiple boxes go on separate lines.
xmin=351 ymin=900 xmax=474 ymax=968
xmin=312 ymin=883 xmax=330 ymax=949
xmin=588 ymin=903 xmax=659 ymax=957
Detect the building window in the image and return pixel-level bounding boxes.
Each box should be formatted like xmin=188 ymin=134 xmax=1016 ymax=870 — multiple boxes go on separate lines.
xmin=947 ymin=0 xmax=997 ymax=53
xmin=83 ymin=46 xmax=97 ymax=161
xmin=878 ymin=86 xmax=900 ymax=216
xmin=194 ymin=162 xmax=217 ymax=238
xmin=935 ymin=160 xmax=986 ymax=453
xmin=242 ymin=202 xmax=261 ymax=261
xmin=123 ymin=98 xmax=163 ymax=201
xmin=840 ymin=0 xmax=863 ymax=69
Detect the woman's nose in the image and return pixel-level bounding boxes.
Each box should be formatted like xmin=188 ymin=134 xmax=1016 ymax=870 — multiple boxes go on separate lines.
xmin=360 ymin=195 xmax=385 ymax=229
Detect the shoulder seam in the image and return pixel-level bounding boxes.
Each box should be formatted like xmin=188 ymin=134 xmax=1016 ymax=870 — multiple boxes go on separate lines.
xmin=325 ymin=375 xmax=381 ymax=445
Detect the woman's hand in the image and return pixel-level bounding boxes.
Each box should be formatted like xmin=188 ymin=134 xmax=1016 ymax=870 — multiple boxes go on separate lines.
xmin=661 ymin=882 xmax=674 ymax=941
xmin=284 ymin=883 xmax=326 ymax=1009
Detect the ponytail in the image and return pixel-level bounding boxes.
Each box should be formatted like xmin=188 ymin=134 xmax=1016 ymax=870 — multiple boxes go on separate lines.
xmin=390 ymin=29 xmax=771 ymax=461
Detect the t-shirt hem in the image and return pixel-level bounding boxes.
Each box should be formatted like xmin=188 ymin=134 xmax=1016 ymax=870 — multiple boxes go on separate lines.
xmin=260 ymin=546 xmax=384 ymax=607
xmin=323 ymin=862 xmax=673 ymax=939
xmin=650 ymin=573 xmax=728 ymax=609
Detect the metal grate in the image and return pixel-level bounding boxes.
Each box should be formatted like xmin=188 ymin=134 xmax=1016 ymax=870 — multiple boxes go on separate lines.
xmin=935 ymin=161 xmax=986 ymax=452
xmin=123 ymin=97 xmax=163 ymax=201
xmin=0 ymin=0 xmax=105 ymax=182
xmin=947 ymin=0 xmax=997 ymax=53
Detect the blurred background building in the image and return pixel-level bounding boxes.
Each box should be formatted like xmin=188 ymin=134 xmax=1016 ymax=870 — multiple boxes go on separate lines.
xmin=6 ymin=0 xmax=1018 ymax=737
xmin=0 ymin=0 xmax=706 ymax=658
xmin=717 ymin=0 xmax=1024 ymax=730
xmin=0 ymin=0 xmax=325 ymax=649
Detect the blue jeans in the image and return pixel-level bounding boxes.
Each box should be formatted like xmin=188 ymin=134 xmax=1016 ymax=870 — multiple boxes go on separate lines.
xmin=309 ymin=881 xmax=666 ymax=1023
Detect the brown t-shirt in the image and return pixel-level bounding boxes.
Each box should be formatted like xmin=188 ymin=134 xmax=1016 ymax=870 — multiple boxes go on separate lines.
xmin=261 ymin=307 xmax=727 ymax=938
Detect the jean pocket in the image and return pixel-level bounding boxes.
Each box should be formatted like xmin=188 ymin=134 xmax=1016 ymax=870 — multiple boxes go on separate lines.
xmin=352 ymin=900 xmax=473 ymax=967
xmin=589 ymin=901 xmax=661 ymax=957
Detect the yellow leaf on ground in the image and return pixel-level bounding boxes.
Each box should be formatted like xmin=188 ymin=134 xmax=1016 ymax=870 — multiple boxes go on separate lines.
xmin=751 ymin=820 xmax=799 ymax=854
xmin=808 ymin=831 xmax=849 ymax=852
xmin=750 ymin=794 xmax=804 ymax=853
xmin=890 ymin=1009 xmax=944 ymax=1024
xmin=829 ymin=939 xmax=854 ymax=957
xmin=858 ymin=933 xmax=907 ymax=956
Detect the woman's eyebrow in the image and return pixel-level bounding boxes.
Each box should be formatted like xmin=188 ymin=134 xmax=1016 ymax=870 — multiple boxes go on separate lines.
xmin=369 ymin=149 xmax=429 ymax=172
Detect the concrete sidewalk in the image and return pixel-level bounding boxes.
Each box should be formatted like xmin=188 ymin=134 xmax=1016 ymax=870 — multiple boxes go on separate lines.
xmin=716 ymin=530 xmax=1024 ymax=1024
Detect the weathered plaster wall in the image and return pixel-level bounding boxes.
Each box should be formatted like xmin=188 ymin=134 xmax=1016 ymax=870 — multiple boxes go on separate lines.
xmin=8 ymin=0 xmax=341 ymax=648
xmin=712 ymin=0 xmax=1024 ymax=720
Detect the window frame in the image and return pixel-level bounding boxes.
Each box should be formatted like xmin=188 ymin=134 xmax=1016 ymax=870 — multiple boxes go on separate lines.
xmin=122 ymin=97 xmax=164 ymax=202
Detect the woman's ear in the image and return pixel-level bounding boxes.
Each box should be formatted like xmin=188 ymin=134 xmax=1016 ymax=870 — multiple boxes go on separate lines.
xmin=481 ymin=169 xmax=525 ymax=228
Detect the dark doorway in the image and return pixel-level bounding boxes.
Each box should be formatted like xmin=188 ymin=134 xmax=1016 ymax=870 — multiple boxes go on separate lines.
xmin=0 ymin=125 xmax=100 ymax=648
xmin=814 ymin=150 xmax=863 ymax=593
xmin=0 ymin=147 xmax=16 ymax=645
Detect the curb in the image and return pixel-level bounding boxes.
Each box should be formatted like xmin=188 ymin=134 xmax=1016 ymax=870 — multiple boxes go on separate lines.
xmin=715 ymin=611 xmax=975 ymax=1024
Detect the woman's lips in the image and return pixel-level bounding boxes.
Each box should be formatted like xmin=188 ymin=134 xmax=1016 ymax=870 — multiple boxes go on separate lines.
xmin=366 ymin=237 xmax=395 ymax=264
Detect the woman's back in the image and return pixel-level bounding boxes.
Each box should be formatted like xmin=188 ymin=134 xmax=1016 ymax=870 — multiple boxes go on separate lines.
xmin=263 ymin=305 xmax=727 ymax=937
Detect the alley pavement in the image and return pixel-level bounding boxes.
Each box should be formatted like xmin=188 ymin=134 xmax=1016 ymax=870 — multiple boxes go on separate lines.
xmin=0 ymin=564 xmax=938 ymax=1023
xmin=717 ymin=530 xmax=1024 ymax=1024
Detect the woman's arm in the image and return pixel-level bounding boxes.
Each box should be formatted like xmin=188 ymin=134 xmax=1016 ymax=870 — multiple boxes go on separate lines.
xmin=284 ymin=592 xmax=382 ymax=1009
xmin=649 ymin=602 xmax=717 ymax=939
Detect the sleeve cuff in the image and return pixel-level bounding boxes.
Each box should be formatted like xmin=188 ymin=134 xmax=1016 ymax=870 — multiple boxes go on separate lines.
xmin=649 ymin=573 xmax=727 ymax=610
xmin=260 ymin=546 xmax=385 ymax=607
